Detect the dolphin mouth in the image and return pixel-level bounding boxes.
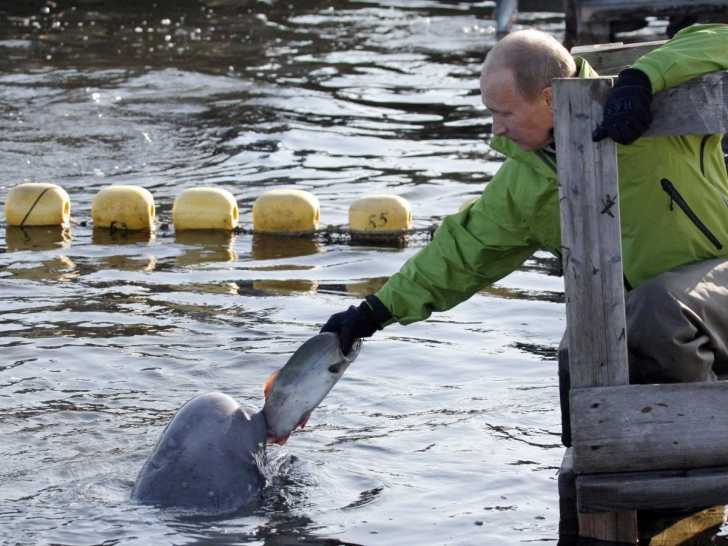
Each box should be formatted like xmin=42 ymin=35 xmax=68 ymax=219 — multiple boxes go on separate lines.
xmin=262 ymin=405 xmax=290 ymax=445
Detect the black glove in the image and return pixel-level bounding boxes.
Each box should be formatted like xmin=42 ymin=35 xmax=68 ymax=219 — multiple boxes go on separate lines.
xmin=320 ymin=295 xmax=392 ymax=355
xmin=592 ymin=68 xmax=653 ymax=145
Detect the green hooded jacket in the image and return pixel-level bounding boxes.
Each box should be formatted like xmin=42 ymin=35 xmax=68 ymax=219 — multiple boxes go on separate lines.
xmin=376 ymin=24 xmax=728 ymax=326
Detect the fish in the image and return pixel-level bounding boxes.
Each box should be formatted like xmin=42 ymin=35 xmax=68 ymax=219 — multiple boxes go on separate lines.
xmin=131 ymin=392 xmax=267 ymax=514
xmin=262 ymin=332 xmax=361 ymax=445
xmin=495 ymin=0 xmax=518 ymax=33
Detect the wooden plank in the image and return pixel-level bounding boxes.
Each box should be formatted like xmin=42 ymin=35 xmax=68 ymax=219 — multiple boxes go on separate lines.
xmin=553 ymin=77 xmax=628 ymax=390
xmin=578 ymin=467 xmax=728 ymax=512
xmin=571 ymin=40 xmax=666 ymax=75
xmin=571 ymin=52 xmax=728 ymax=136
xmin=577 ymin=511 xmax=638 ymax=543
xmin=568 ymin=62 xmax=728 ymax=137
xmin=571 ymin=382 xmax=728 ymax=474
xmin=571 ymin=41 xmax=625 ymax=55
xmin=646 ymin=71 xmax=728 ymax=137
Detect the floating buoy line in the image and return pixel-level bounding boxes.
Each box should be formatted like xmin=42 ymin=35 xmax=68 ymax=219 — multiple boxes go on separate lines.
xmin=2 ymin=183 xmax=478 ymax=248
xmin=221 ymin=223 xmax=440 ymax=244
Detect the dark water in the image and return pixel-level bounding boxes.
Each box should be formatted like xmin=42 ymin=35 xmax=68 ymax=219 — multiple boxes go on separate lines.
xmin=0 ymin=1 xmax=701 ymax=545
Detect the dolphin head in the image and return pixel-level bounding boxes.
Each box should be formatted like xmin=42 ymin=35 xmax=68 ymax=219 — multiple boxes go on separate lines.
xmin=132 ymin=392 xmax=267 ymax=514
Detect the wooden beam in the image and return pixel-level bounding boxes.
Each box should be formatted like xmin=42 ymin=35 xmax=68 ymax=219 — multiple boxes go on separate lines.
xmin=571 ymin=40 xmax=666 ymax=75
xmin=553 ymin=77 xmax=628 ymax=390
xmin=571 ymin=382 xmax=728 ymax=474
xmin=578 ymin=467 xmax=728 ymax=512
xmin=577 ymin=511 xmax=638 ymax=542
xmin=646 ymin=71 xmax=728 ymax=137
xmin=553 ymin=75 xmax=636 ymax=544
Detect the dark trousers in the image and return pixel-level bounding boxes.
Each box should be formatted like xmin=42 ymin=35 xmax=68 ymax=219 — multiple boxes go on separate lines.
xmin=559 ymin=256 xmax=728 ymax=447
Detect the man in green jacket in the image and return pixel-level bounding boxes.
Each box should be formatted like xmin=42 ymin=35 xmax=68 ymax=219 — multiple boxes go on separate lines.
xmin=321 ymin=25 xmax=728 ymax=429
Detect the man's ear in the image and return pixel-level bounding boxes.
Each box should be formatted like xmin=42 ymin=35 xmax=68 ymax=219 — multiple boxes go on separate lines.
xmin=542 ymin=86 xmax=553 ymax=111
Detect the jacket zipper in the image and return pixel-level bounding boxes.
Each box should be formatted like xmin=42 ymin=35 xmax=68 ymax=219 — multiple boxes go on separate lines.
xmin=700 ymin=134 xmax=710 ymax=176
xmin=661 ymin=178 xmax=723 ymax=250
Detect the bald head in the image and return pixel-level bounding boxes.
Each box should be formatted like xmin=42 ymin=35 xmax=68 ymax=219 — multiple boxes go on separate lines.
xmin=481 ymin=29 xmax=576 ymax=101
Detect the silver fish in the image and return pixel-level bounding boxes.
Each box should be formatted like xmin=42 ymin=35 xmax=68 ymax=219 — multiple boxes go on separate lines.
xmin=262 ymin=332 xmax=361 ymax=445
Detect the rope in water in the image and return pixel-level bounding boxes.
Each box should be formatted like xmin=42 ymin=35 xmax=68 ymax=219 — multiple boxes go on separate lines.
xmin=227 ymin=223 xmax=440 ymax=243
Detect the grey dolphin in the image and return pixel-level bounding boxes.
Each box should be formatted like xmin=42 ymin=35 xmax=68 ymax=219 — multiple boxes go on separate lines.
xmin=131 ymin=392 xmax=267 ymax=514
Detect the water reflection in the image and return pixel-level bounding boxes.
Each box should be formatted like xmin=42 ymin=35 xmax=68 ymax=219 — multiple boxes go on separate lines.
xmin=94 ymin=254 xmax=158 ymax=272
xmin=252 ymin=279 xmax=319 ymax=296
xmin=174 ymin=230 xmax=238 ymax=266
xmin=251 ymin=234 xmax=322 ymax=261
xmin=344 ymin=277 xmax=389 ymax=298
xmin=4 ymin=254 xmax=78 ymax=283
xmin=92 ymin=228 xmax=156 ymax=246
xmin=5 ymin=225 xmax=72 ymax=251
xmin=248 ymin=234 xmax=323 ymax=294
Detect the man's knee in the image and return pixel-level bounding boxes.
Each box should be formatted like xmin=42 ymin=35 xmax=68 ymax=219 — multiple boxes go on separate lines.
xmin=625 ymin=260 xmax=728 ymax=383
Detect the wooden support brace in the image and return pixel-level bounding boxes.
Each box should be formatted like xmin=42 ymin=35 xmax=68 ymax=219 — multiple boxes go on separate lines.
xmin=577 ymin=511 xmax=638 ymax=543
xmin=578 ymin=467 xmax=728 ymax=513
xmin=571 ymin=40 xmax=667 ymax=75
xmin=571 ymin=382 xmax=728 ymax=474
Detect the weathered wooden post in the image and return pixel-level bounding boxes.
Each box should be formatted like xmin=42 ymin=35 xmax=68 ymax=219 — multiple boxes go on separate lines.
xmin=553 ymin=76 xmax=638 ymax=542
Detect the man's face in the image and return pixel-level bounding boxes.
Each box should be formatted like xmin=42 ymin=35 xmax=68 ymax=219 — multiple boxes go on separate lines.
xmin=480 ymin=66 xmax=554 ymax=152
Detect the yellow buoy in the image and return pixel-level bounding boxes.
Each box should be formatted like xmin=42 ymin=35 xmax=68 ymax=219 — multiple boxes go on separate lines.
xmin=349 ymin=194 xmax=412 ymax=232
xmin=91 ymin=185 xmax=155 ymax=231
xmin=5 ymin=182 xmax=71 ymax=227
xmin=173 ymin=187 xmax=239 ymax=231
xmin=459 ymin=197 xmax=479 ymax=212
xmin=252 ymin=189 xmax=320 ymax=233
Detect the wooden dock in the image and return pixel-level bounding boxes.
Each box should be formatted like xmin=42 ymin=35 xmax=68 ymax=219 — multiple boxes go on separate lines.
xmin=555 ymin=41 xmax=728 ymax=542
xmin=565 ymin=0 xmax=728 ymax=44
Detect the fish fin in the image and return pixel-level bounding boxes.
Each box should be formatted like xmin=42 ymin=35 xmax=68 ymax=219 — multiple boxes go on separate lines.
xmin=298 ymin=411 xmax=312 ymax=429
xmin=262 ymin=369 xmax=280 ymax=400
